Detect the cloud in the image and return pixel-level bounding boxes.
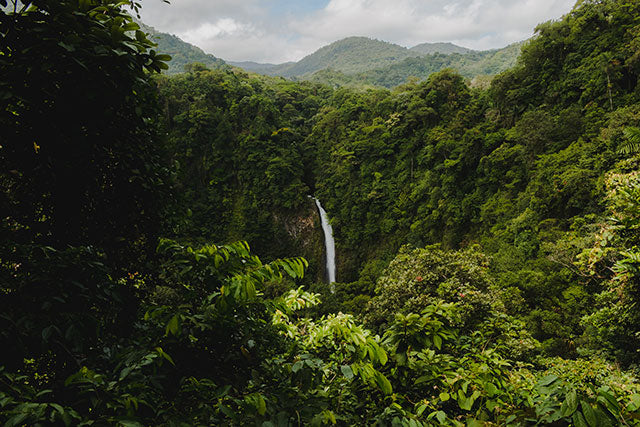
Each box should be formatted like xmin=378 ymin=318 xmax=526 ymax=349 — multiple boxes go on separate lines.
xmin=139 ymin=0 xmax=262 ymax=33
xmin=292 ymin=0 xmax=576 ymax=50
xmin=138 ymin=0 xmax=576 ymax=63
xmin=180 ymin=18 xmax=251 ymax=42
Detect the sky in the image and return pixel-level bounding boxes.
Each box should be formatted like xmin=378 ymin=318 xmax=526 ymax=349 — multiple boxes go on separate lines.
xmin=139 ymin=0 xmax=577 ymax=64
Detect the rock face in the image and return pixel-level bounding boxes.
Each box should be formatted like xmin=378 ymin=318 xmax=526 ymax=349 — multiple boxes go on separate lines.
xmin=272 ymin=198 xmax=326 ymax=283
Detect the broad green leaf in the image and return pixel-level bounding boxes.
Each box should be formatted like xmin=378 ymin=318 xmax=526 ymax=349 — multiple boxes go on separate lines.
xmin=374 ymin=371 xmax=393 ymax=395
xmin=485 ymin=382 xmax=498 ymax=397
xmin=458 ymin=389 xmax=473 ymax=411
xmin=155 ymin=347 xmax=175 ymax=365
xmin=165 ymin=314 xmax=179 ymax=336
xmin=573 ymin=411 xmax=588 ymax=427
xmin=122 ymin=22 xmax=139 ymax=31
xmin=119 ymin=366 xmax=133 ymax=381
xmin=580 ymin=401 xmax=597 ymax=427
xmin=439 ymin=392 xmax=450 ymax=402
xmin=50 ymin=403 xmax=65 ymax=415
xmin=6 ymin=413 xmax=29 ymax=427
xmin=629 ymin=394 xmax=640 ymax=411
xmin=415 ymin=375 xmax=430 ymax=385
xmin=597 ymin=390 xmax=619 ymax=414
xmin=433 ymin=334 xmax=442 ymax=350
xmin=415 ymin=403 xmax=428 ymax=416
xmin=537 ymin=374 xmax=559 ymax=387
xmin=377 ymin=345 xmax=388 ymax=366
xmin=341 ymin=365 xmax=354 ymax=380
xmin=561 ymin=390 xmax=578 ymax=417
xmin=256 ymin=395 xmax=266 ymax=416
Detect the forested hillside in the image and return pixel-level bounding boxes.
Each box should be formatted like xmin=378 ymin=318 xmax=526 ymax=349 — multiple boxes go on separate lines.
xmin=3 ymin=0 xmax=640 ymax=426
xmin=410 ymin=42 xmax=475 ymax=55
xmin=154 ymin=29 xmax=519 ymax=86
xmin=140 ymin=22 xmax=226 ymax=74
xmin=358 ymin=41 xmax=523 ymax=88
xmin=307 ymin=42 xmax=523 ymax=88
xmin=232 ymin=37 xmax=417 ymax=78
xmin=228 ymin=36 xmax=521 ymax=87
xmin=227 ymin=59 xmax=295 ymax=75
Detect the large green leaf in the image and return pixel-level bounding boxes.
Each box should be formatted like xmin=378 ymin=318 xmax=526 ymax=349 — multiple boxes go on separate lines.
xmin=561 ymin=390 xmax=578 ymax=417
xmin=374 ymin=371 xmax=393 ymax=395
xmin=580 ymin=401 xmax=597 ymax=427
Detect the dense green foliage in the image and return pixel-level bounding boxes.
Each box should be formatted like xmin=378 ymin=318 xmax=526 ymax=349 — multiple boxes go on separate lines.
xmin=0 ymin=0 xmax=169 ymax=265
xmin=227 ymin=60 xmax=296 ymax=75
xmin=4 ymin=0 xmax=640 ymax=425
xmin=304 ymin=43 xmax=522 ymax=89
xmin=358 ymin=42 xmax=523 ymax=88
xmin=154 ymin=68 xmax=330 ymax=279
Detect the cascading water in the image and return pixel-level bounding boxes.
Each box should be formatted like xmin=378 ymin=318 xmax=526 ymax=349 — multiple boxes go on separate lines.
xmin=313 ymin=197 xmax=336 ymax=291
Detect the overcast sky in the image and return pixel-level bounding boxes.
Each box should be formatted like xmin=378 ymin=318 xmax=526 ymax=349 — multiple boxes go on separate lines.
xmin=139 ymin=0 xmax=577 ymax=64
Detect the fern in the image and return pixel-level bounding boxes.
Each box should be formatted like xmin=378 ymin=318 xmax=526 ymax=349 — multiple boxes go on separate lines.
xmin=619 ymin=127 xmax=640 ymax=155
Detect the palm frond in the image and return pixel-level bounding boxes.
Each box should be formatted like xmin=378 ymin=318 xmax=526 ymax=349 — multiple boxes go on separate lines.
xmin=619 ymin=127 xmax=640 ymax=155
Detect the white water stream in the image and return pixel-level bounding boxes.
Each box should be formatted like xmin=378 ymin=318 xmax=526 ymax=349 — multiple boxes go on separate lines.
xmin=313 ymin=197 xmax=336 ymax=290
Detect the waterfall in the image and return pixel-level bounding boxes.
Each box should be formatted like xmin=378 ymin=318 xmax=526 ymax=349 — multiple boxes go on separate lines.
xmin=313 ymin=197 xmax=336 ymax=289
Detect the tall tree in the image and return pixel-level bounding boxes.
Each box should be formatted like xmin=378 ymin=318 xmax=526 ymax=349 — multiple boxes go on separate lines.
xmin=0 ymin=0 xmax=169 ymax=265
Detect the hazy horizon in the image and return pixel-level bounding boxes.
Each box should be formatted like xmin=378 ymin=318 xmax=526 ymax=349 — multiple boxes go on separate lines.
xmin=138 ymin=0 xmax=576 ymax=64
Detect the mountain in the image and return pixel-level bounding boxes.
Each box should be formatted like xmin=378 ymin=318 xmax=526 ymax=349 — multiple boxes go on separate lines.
xmin=356 ymin=41 xmax=524 ymax=88
xmin=229 ymin=36 xmax=523 ymax=87
xmin=409 ymin=42 xmax=474 ymax=55
xmin=139 ymin=23 xmax=226 ymax=74
xmin=140 ymin=24 xmax=520 ymax=87
xmin=278 ymin=36 xmax=417 ymax=77
xmin=233 ymin=37 xmax=420 ymax=78
xmin=227 ymin=60 xmax=294 ymax=75
xmin=304 ymin=41 xmax=523 ymax=88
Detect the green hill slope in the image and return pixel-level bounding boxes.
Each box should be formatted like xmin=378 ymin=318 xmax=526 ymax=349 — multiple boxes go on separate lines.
xmin=276 ymin=36 xmax=417 ymax=77
xmin=410 ymin=42 xmax=474 ymax=55
xmin=358 ymin=41 xmax=523 ymax=87
xmin=227 ymin=60 xmax=294 ymax=75
xmin=230 ymin=36 xmax=522 ymax=88
xmin=139 ymin=22 xmax=226 ymax=74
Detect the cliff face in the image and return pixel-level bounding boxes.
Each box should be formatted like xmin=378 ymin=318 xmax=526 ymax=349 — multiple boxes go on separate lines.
xmin=273 ymin=198 xmax=326 ymax=283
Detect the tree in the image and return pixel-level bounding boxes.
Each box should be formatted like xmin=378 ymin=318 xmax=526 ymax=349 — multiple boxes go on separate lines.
xmin=0 ymin=0 xmax=171 ymax=420
xmin=580 ymin=168 xmax=640 ymax=364
xmin=0 ymin=0 xmax=170 ymax=264
xmin=364 ymin=244 xmax=499 ymax=332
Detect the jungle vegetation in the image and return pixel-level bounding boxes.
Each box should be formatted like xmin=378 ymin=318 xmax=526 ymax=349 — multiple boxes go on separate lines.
xmin=2 ymin=0 xmax=640 ymax=425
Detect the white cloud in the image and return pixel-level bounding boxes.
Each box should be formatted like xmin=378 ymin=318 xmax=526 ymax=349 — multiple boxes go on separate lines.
xmin=138 ymin=0 xmax=577 ymax=63
xmin=180 ymin=18 xmax=250 ymax=43
xmin=292 ymin=0 xmax=575 ymax=51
